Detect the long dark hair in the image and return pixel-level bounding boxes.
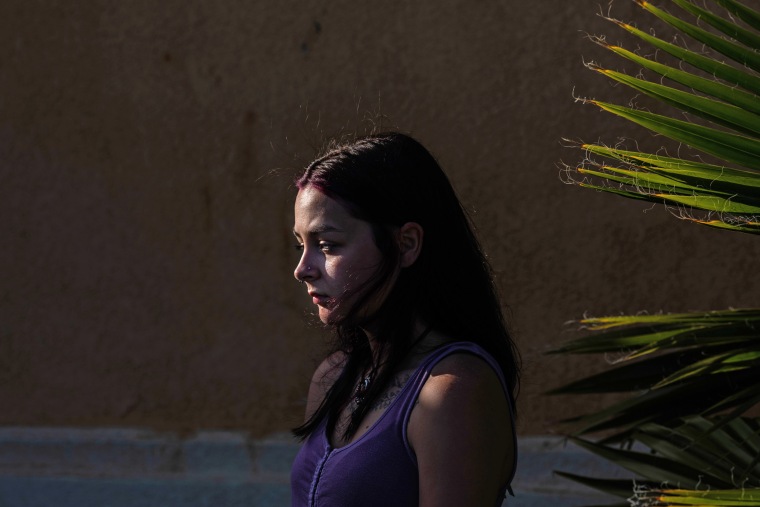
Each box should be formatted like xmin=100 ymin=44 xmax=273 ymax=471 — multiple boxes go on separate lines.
xmin=292 ymin=132 xmax=520 ymax=441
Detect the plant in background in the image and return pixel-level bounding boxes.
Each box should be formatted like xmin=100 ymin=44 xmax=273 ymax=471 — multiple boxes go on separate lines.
xmin=553 ymin=0 xmax=760 ymax=506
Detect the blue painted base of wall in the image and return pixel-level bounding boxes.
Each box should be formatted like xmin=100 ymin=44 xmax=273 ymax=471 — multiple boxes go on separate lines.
xmin=0 ymin=428 xmax=631 ymax=506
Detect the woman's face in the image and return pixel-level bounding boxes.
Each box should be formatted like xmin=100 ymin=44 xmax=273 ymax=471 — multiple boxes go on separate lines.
xmin=293 ymin=185 xmax=386 ymax=325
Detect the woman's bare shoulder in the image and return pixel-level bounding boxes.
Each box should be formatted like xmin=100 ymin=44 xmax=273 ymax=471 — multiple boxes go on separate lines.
xmin=416 ymin=351 xmax=513 ymax=440
xmin=423 ymin=352 xmax=506 ymax=405
xmin=410 ymin=351 xmax=515 ymax=506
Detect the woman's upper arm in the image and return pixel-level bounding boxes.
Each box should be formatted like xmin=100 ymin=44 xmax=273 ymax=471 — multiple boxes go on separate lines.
xmin=304 ymin=351 xmax=346 ymax=422
xmin=409 ymin=354 xmax=515 ymax=507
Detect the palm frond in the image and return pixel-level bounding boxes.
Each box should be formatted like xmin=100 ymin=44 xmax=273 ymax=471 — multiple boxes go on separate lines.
xmin=556 ymin=418 xmax=760 ymax=502
xmin=631 ymin=486 xmax=760 ymax=506
xmin=549 ymin=309 xmax=760 ymax=436
xmin=637 ymin=1 xmax=760 ymax=73
xmin=554 ymin=0 xmax=760 ymax=503
xmin=566 ymin=0 xmax=760 ymax=232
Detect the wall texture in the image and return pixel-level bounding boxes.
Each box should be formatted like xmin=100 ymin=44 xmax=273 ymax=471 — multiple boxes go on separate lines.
xmin=2 ymin=0 xmax=759 ymax=437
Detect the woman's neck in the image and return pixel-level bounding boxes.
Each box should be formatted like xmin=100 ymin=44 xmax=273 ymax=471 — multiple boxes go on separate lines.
xmin=360 ymin=319 xmax=434 ymax=366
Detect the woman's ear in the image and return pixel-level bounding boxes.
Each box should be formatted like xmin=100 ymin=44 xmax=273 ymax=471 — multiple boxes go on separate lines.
xmin=398 ymin=222 xmax=424 ymax=268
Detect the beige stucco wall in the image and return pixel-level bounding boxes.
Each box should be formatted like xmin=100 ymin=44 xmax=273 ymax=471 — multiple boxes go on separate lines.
xmin=2 ymin=0 xmax=759 ymax=437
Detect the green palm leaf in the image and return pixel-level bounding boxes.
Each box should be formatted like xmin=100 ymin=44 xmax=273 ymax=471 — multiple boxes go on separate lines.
xmin=697 ymin=219 xmax=760 ymax=233
xmin=556 ymin=418 xmax=760 ymax=503
xmin=554 ymin=0 xmax=760 ymax=503
xmin=671 ymin=0 xmax=760 ymax=49
xmin=547 ymin=348 xmax=739 ymax=394
xmin=592 ymin=68 xmax=760 ymax=137
xmin=636 ymin=1 xmax=760 ymax=73
xmin=596 ymin=44 xmax=760 ymax=116
xmin=653 ymin=349 xmax=760 ymax=388
xmin=588 ymin=101 xmax=760 ymax=171
xmin=612 ymin=18 xmax=760 ymax=95
xmin=608 ymin=40 xmax=760 ymax=114
xmin=566 ymin=0 xmax=760 ymax=232
xmin=580 ymin=145 xmax=760 ymax=193
xmin=656 ymin=194 xmax=760 ymax=215
xmin=551 ymin=309 xmax=760 ymax=355
xmin=549 ymin=310 xmax=760 ymax=436
xmin=631 ymin=487 xmax=760 ymax=506
xmin=571 ymin=436 xmax=731 ymax=488
xmin=710 ymin=0 xmax=760 ymax=32
xmin=562 ymin=373 xmax=758 ymax=438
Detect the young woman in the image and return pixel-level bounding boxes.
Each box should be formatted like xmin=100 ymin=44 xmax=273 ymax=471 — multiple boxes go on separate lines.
xmin=290 ymin=132 xmax=519 ymax=506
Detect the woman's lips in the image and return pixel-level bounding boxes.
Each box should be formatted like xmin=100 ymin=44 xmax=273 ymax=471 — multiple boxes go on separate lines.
xmin=309 ymin=292 xmax=330 ymax=306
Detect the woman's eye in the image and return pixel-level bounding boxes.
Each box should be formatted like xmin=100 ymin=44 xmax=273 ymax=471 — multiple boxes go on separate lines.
xmin=319 ymin=242 xmax=336 ymax=252
xmin=294 ymin=243 xmax=304 ymax=252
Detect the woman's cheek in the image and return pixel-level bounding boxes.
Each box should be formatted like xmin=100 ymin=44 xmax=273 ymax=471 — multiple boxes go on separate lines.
xmin=324 ymin=257 xmax=342 ymax=280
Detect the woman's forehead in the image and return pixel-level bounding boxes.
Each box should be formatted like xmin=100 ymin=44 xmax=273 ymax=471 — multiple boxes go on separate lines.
xmin=294 ymin=186 xmax=362 ymax=234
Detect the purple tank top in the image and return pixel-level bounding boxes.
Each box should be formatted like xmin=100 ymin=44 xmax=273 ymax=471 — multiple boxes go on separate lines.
xmin=290 ymin=342 xmax=517 ymax=507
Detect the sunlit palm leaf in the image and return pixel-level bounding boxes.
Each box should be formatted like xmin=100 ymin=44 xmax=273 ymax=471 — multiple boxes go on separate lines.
xmin=611 ymin=18 xmax=760 ymax=95
xmin=580 ymin=146 xmax=760 ymax=188
xmin=596 ymin=44 xmax=760 ymax=115
xmin=697 ymin=219 xmax=760 ymax=233
xmin=560 ymin=418 xmax=760 ymax=503
xmin=566 ymin=0 xmax=760 ymax=232
xmin=551 ymin=309 xmax=760 ymax=355
xmin=671 ymin=0 xmax=760 ymax=48
xmin=631 ymin=487 xmax=760 ymax=506
xmin=576 ymin=163 xmax=760 ymax=202
xmin=554 ymin=0 xmax=760 ymax=503
xmin=711 ymin=0 xmax=760 ymax=32
xmin=592 ymin=69 xmax=760 ymax=137
xmin=549 ymin=310 xmax=760 ymax=436
xmin=658 ymin=194 xmax=760 ymax=214
xmin=587 ymin=101 xmax=760 ymax=171
xmin=654 ymin=349 xmax=760 ymax=388
xmin=636 ymin=1 xmax=760 ymax=72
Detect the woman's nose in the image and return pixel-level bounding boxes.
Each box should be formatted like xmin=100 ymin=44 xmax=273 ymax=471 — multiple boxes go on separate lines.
xmin=294 ymin=253 xmax=316 ymax=282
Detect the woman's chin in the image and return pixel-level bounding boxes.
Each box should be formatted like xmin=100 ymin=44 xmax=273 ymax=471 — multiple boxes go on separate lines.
xmin=318 ymin=308 xmax=339 ymax=325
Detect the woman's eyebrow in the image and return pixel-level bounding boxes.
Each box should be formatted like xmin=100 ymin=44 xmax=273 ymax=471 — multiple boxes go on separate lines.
xmin=292 ymin=224 xmax=343 ymax=237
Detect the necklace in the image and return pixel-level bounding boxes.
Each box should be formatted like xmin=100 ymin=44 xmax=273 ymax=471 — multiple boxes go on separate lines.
xmin=353 ymin=372 xmax=373 ymax=407
xmin=351 ymin=325 xmax=433 ymax=410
